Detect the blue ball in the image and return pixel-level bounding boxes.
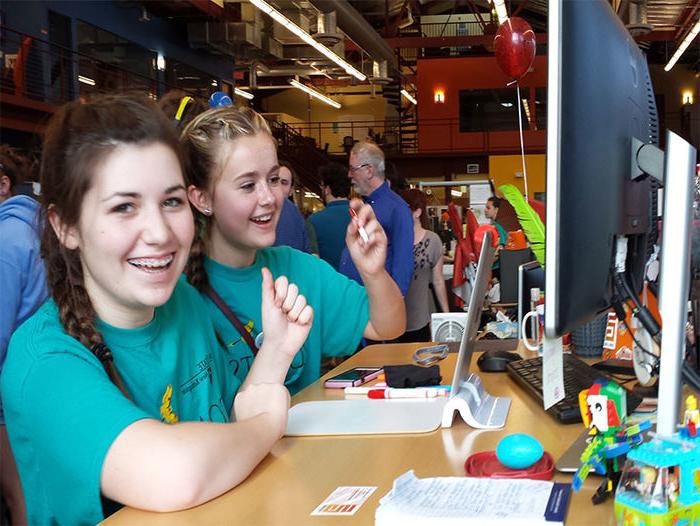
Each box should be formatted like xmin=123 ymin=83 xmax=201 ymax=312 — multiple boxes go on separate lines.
xmin=209 ymin=91 xmax=233 ymax=108
xmin=496 ymin=433 xmax=544 ymax=469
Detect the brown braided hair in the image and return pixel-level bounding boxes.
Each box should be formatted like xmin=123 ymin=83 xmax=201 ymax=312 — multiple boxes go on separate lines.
xmin=40 ymin=94 xmax=183 ymax=397
xmin=179 ymin=106 xmax=272 ymax=291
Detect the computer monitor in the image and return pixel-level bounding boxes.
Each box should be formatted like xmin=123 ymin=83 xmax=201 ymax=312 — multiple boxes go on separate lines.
xmin=545 ymin=0 xmax=658 ymax=338
xmin=518 ymin=261 xmax=544 ymax=340
xmin=545 ymin=0 xmax=696 ymax=436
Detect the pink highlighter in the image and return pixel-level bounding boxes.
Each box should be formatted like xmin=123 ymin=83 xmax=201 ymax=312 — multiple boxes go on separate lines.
xmin=349 ymin=208 xmax=369 ymax=243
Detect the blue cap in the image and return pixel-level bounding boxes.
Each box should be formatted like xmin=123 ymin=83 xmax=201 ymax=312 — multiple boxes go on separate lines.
xmin=209 ymin=91 xmax=233 ymax=108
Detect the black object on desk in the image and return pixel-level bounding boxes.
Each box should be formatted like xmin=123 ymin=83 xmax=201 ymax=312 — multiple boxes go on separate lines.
xmin=477 ymin=350 xmax=522 ymax=373
xmin=506 ymin=354 xmax=643 ymax=424
xmin=500 ymin=248 xmax=535 ymax=303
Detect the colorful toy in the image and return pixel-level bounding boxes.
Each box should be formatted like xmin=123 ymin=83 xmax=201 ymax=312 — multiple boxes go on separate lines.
xmin=572 ymin=380 xmax=652 ymax=505
xmin=684 ymin=395 xmax=699 ymax=439
xmin=613 ymin=396 xmax=700 ymax=526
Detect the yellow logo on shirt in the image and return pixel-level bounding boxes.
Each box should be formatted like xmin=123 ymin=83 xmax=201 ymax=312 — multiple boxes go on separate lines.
xmin=160 ymin=384 xmax=179 ymax=424
xmin=227 ymin=319 xmax=255 ymax=348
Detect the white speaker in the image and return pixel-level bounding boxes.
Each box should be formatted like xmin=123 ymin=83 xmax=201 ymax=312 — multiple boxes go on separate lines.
xmin=431 ymin=313 xmax=469 ymax=342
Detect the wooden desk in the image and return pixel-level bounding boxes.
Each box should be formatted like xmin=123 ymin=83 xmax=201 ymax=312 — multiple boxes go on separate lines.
xmin=103 ymin=344 xmax=617 ymax=525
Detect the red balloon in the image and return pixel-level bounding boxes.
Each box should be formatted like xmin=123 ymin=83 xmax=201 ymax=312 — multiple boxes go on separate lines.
xmin=493 ymin=17 xmax=536 ymax=80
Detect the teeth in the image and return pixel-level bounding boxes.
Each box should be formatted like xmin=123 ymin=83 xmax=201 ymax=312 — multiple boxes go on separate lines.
xmin=128 ymin=255 xmax=174 ymax=268
xmin=251 ymin=215 xmax=272 ymax=222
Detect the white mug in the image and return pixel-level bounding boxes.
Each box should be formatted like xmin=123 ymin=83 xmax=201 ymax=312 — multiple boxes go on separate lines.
xmin=521 ymin=303 xmax=545 ymax=352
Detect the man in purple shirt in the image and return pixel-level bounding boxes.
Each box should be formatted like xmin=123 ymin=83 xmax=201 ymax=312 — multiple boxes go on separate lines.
xmin=339 ymin=140 xmax=413 ymax=296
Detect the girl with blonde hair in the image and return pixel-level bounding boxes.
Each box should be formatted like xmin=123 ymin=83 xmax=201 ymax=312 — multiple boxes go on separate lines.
xmin=181 ymin=107 xmax=405 ymax=393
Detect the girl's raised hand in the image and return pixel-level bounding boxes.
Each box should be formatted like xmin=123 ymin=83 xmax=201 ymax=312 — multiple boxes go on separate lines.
xmin=346 ymin=199 xmax=388 ymax=278
xmin=260 ymin=267 xmax=313 ymax=358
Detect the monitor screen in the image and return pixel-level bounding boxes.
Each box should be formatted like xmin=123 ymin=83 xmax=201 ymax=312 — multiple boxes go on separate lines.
xmin=518 ymin=261 xmax=545 ymax=340
xmin=544 ymin=0 xmax=659 ymax=338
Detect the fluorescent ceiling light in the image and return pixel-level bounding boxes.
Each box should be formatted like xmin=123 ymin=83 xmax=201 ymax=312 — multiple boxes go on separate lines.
xmin=401 ymin=89 xmax=417 ymax=105
xmin=289 ymin=79 xmax=341 ymax=109
xmin=500 ymin=102 xmax=513 ymax=108
xmin=234 ymin=87 xmax=254 ymax=100
xmin=450 ymin=189 xmax=462 ymax=197
xmin=250 ymin=0 xmax=366 ymax=81
xmin=665 ymin=20 xmax=700 ymax=71
xmin=489 ymin=0 xmax=509 ymax=25
xmin=78 ymin=75 xmax=95 ymax=86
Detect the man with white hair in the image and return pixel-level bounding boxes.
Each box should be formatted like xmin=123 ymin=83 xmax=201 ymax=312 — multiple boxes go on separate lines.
xmin=340 ymin=140 xmax=413 ymax=296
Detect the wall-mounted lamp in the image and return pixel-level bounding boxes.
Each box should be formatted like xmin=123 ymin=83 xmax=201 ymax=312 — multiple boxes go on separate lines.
xmin=156 ymin=53 xmax=165 ymax=71
xmin=434 ymin=89 xmax=445 ymax=104
xmin=682 ymin=91 xmax=694 ymax=105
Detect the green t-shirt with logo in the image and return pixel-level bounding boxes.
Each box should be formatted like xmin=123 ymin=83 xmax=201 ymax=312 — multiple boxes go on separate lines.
xmin=203 ymin=246 xmax=370 ymax=394
xmin=0 ymin=280 xmax=239 ymax=525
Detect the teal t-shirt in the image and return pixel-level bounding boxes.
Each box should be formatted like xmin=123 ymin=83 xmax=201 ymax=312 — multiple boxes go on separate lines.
xmin=203 ymin=246 xmax=370 ymax=394
xmin=0 ymin=280 xmax=240 ymax=525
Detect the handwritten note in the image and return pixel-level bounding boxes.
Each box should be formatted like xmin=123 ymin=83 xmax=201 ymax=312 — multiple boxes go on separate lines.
xmin=375 ymin=470 xmax=555 ymax=524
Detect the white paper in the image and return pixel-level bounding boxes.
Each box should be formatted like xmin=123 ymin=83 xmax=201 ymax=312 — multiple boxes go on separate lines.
xmin=542 ymin=336 xmax=565 ymax=410
xmin=375 ymin=471 xmax=554 ymax=525
xmin=311 ymin=486 xmax=376 ymax=516
xmin=469 ymin=184 xmax=492 ymax=205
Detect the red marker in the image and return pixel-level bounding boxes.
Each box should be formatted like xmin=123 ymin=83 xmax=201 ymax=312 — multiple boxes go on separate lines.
xmin=367 ymin=388 xmax=449 ymax=399
xmin=349 ymin=208 xmax=369 ymax=243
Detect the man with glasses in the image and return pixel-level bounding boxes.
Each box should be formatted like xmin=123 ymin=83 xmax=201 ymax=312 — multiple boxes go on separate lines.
xmin=340 ymin=140 xmax=413 ymax=298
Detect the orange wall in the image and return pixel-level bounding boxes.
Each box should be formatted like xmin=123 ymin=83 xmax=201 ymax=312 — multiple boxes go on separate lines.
xmin=416 ymin=55 xmax=547 ymax=153
xmin=489 ymin=154 xmax=546 ymax=197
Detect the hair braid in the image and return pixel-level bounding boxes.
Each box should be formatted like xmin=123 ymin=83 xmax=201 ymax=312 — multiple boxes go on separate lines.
xmin=185 ymin=218 xmax=210 ymax=291
xmin=42 ymin=228 xmax=130 ymax=397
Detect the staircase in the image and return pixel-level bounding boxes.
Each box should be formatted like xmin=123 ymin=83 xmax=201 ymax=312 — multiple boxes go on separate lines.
xmin=382 ymin=81 xmax=418 ymax=154
xmin=267 ymin=119 xmax=331 ymax=195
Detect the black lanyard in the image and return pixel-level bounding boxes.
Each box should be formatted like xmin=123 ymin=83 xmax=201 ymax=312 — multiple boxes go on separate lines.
xmin=205 ymin=286 xmax=259 ymax=356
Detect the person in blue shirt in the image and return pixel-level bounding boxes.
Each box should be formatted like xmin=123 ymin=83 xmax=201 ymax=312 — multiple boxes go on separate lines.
xmin=180 ymin=107 xmax=405 ymax=394
xmin=308 ymin=162 xmax=351 ymax=270
xmin=0 ymin=145 xmax=47 ymax=526
xmin=274 ymin=162 xmax=313 ymax=253
xmin=340 ymin=140 xmax=414 ymax=296
xmin=1 ymin=95 xmax=312 ymax=525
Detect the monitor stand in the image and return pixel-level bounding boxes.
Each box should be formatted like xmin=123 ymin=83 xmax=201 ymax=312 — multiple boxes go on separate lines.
xmin=441 ymin=372 xmax=511 ymax=429
xmin=655 ymin=130 xmax=696 ymax=436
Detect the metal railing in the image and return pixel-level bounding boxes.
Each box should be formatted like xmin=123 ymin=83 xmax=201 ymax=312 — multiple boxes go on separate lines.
xmin=1 ymin=26 xmax=196 ymax=107
xmin=404 ymin=20 xmax=490 ymax=38
xmin=284 ymin=118 xmax=546 ymax=155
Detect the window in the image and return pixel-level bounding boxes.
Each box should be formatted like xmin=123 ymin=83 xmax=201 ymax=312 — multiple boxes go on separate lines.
xmin=458 ymin=88 xmax=547 ymax=132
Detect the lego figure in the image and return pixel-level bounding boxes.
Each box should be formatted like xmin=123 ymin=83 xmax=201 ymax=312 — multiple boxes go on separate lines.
xmin=683 ymin=395 xmax=699 ymax=438
xmin=572 ymin=380 xmax=652 ymax=505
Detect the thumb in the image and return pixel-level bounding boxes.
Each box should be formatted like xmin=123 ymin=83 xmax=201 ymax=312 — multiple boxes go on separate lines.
xmin=260 ymin=267 xmax=275 ymax=306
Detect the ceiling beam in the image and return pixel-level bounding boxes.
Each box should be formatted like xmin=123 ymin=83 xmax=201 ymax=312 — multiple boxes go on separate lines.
xmin=188 ymin=0 xmax=225 ymax=18
xmin=674 ymin=0 xmax=700 ymax=40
